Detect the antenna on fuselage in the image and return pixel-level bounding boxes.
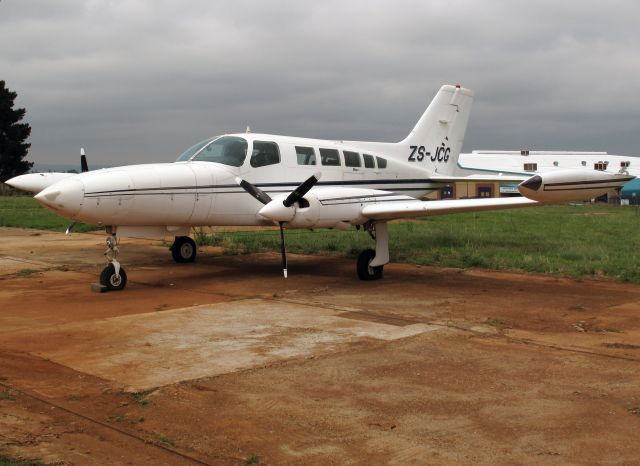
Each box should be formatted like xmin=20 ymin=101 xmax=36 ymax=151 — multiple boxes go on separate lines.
xmin=245 ymin=126 xmax=251 ymax=133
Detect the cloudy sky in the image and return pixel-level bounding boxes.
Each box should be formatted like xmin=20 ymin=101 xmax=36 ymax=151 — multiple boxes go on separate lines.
xmin=1 ymin=0 xmax=639 ymax=167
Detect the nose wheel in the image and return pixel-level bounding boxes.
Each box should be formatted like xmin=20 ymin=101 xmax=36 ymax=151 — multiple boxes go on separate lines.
xmin=100 ymin=263 xmax=127 ymax=291
xmin=98 ymin=233 xmax=127 ymax=291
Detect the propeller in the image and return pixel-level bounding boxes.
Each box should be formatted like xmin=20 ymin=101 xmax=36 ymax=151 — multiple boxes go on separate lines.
xmin=66 ymin=148 xmax=89 ymax=235
xmin=80 ymin=147 xmax=89 ymax=172
xmin=236 ymin=172 xmax=321 ymax=278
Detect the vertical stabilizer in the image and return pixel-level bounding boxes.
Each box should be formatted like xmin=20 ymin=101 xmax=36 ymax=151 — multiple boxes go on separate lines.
xmin=400 ymin=85 xmax=474 ymax=175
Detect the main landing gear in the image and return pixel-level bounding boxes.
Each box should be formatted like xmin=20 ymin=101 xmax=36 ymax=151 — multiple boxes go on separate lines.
xmin=170 ymin=236 xmax=197 ymax=263
xmin=357 ymin=221 xmax=389 ymax=281
xmin=99 ymin=231 xmax=127 ymax=291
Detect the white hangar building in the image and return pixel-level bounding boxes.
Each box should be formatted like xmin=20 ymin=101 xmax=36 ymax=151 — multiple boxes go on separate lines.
xmin=427 ymin=150 xmax=639 ymax=201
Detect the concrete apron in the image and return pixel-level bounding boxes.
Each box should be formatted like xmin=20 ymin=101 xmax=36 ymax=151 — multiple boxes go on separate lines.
xmin=9 ymin=298 xmax=439 ymax=391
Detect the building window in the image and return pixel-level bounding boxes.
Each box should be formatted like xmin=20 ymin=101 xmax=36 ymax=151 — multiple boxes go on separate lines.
xmin=441 ymin=185 xmax=454 ymax=199
xmin=594 ymin=161 xmax=608 ymax=171
xmin=376 ymin=156 xmax=388 ymax=169
xmin=363 ymin=154 xmax=375 ymax=168
xmin=319 ymin=148 xmax=341 ymax=166
xmin=343 ymin=151 xmax=361 ymax=168
xmin=250 ymin=141 xmax=281 ymax=167
xmin=524 ymin=163 xmax=537 ymax=171
xmin=296 ymin=146 xmax=316 ymax=165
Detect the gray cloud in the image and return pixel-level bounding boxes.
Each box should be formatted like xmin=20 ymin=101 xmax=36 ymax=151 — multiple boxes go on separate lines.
xmin=1 ymin=0 xmax=639 ymax=166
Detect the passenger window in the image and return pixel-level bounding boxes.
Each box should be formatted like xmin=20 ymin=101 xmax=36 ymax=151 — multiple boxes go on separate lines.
xmin=296 ymin=146 xmax=316 ymax=165
xmin=251 ymin=141 xmax=281 ymax=168
xmin=319 ymin=148 xmax=341 ymax=166
xmin=343 ymin=151 xmax=361 ymax=168
xmin=376 ymin=156 xmax=387 ymax=169
xmin=363 ymin=154 xmax=375 ymax=169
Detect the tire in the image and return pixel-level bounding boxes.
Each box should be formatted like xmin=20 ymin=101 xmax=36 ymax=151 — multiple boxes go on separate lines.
xmin=357 ymin=249 xmax=384 ymax=281
xmin=99 ymin=264 xmax=127 ymax=291
xmin=171 ymin=236 xmax=197 ymax=263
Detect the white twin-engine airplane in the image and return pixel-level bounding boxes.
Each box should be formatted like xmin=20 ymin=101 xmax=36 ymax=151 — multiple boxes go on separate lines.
xmin=9 ymin=85 xmax=634 ymax=291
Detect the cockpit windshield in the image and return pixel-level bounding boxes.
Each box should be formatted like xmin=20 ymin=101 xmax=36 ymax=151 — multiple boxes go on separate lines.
xmin=175 ymin=136 xmax=248 ymax=167
xmin=175 ymin=136 xmax=218 ymax=161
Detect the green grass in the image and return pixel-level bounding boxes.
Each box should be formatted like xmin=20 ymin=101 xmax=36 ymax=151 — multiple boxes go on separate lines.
xmin=0 ymin=195 xmax=98 ymax=232
xmin=197 ymin=204 xmax=640 ymax=283
xmin=0 ymin=391 xmax=15 ymax=401
xmin=2 ymin=196 xmax=639 ymax=282
xmin=0 ymin=457 xmax=45 ymax=466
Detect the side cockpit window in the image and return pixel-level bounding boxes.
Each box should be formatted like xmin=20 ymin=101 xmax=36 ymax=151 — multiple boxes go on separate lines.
xmin=251 ymin=141 xmax=281 ymax=168
xmin=191 ymin=136 xmax=248 ymax=167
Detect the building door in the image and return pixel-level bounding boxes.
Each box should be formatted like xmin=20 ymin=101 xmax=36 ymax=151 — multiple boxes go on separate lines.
xmin=477 ymin=185 xmax=493 ymax=198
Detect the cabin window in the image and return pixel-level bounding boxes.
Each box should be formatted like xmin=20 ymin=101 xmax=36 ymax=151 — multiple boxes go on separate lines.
xmin=250 ymin=141 xmax=281 ymax=168
xmin=524 ymin=163 xmax=537 ymax=171
xmin=296 ymin=146 xmax=316 ymax=165
xmin=343 ymin=151 xmax=361 ymax=168
xmin=363 ymin=154 xmax=375 ymax=169
xmin=319 ymin=148 xmax=341 ymax=166
xmin=621 ymin=161 xmax=631 ymax=168
xmin=191 ymin=136 xmax=248 ymax=167
xmin=376 ymin=156 xmax=388 ymax=169
xmin=594 ymin=161 xmax=608 ymax=171
xmin=553 ymin=161 xmax=559 ymax=166
xmin=581 ymin=161 xmax=587 ymax=166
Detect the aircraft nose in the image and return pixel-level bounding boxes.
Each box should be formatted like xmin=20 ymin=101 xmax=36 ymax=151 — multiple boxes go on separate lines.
xmin=34 ymin=178 xmax=84 ymax=218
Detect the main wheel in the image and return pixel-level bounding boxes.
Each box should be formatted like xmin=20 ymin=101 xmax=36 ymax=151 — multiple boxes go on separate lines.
xmin=357 ymin=249 xmax=384 ymax=281
xmin=171 ymin=236 xmax=197 ymax=263
xmin=99 ymin=264 xmax=127 ymax=291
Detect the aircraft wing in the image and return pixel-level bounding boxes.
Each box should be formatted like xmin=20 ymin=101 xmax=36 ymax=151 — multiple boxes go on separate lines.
xmin=361 ymin=197 xmax=538 ymax=220
xmin=430 ymin=174 xmax=528 ymax=183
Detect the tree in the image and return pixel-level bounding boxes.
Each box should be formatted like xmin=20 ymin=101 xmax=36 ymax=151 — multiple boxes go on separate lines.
xmin=0 ymin=80 xmax=32 ymax=183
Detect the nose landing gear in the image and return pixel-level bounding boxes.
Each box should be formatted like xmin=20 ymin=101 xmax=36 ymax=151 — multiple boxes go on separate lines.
xmin=98 ymin=231 xmax=127 ymax=291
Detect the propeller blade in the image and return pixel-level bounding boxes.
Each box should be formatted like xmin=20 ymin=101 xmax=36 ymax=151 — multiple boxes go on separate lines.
xmin=282 ymin=172 xmax=321 ymax=207
xmin=80 ymin=148 xmax=89 ymax=172
xmin=65 ymin=222 xmax=77 ymax=235
xmin=236 ymin=177 xmax=272 ymax=205
xmin=279 ymin=222 xmax=287 ymax=278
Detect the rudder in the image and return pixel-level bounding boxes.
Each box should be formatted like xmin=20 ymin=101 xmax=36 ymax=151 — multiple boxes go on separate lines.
xmin=400 ymin=85 xmax=474 ymax=175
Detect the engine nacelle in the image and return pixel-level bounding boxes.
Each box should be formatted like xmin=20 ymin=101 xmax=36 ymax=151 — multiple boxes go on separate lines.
xmin=518 ymin=170 xmax=635 ymax=202
xmin=259 ymin=187 xmax=406 ymax=228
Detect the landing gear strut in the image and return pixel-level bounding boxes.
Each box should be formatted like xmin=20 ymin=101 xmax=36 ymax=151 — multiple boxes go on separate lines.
xmin=357 ymin=221 xmax=389 ymax=281
xmin=99 ymin=231 xmax=127 ymax=291
xmin=171 ymin=236 xmax=197 ymax=263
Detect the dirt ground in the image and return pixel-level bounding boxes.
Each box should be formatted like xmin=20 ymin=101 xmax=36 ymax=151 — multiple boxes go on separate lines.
xmin=0 ymin=227 xmax=639 ymax=466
